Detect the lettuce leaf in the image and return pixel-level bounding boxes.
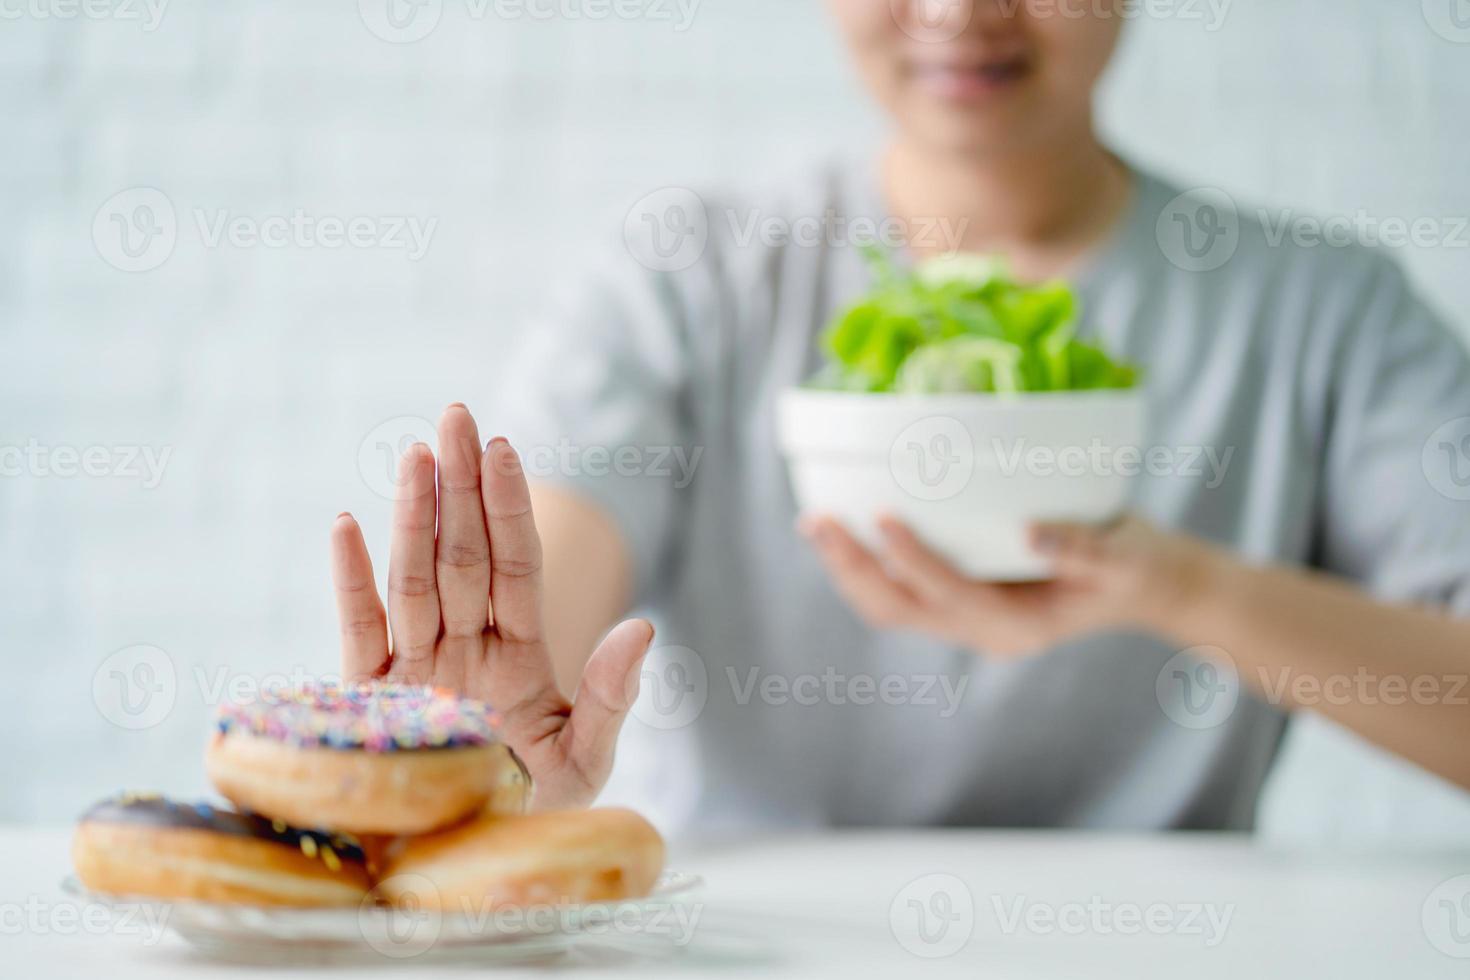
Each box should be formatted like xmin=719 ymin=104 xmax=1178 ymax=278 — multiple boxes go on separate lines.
xmin=815 ymin=248 xmax=1139 ymax=394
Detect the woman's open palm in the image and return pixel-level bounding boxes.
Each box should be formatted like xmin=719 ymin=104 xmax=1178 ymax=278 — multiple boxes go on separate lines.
xmin=329 ymin=405 xmax=652 ymax=811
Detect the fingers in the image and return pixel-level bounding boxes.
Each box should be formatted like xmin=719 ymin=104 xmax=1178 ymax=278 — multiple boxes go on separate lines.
xmin=434 ymin=405 xmax=492 ymax=639
xmin=386 ymin=443 xmax=441 ymax=680
xmin=330 ymin=514 xmax=389 ymax=682
xmin=481 ymin=438 xmax=545 ymax=645
xmin=799 ymin=515 xmax=926 ymax=629
xmin=876 ymin=514 xmax=972 ymax=605
xmin=560 ymin=619 xmax=654 ymax=793
xmin=1030 ymin=519 xmax=1112 ymax=578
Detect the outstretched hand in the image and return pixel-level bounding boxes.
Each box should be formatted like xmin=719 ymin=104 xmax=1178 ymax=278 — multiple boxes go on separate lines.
xmin=330 ymin=404 xmax=653 ymax=810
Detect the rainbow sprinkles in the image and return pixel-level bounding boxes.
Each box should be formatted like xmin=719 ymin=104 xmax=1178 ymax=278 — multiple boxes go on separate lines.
xmin=216 ymin=681 xmax=503 ymax=752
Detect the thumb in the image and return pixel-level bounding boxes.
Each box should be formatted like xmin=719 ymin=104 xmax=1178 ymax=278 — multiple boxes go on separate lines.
xmin=560 ymin=618 xmax=654 ymax=793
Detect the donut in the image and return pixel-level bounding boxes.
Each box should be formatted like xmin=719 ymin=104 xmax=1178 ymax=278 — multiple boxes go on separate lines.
xmin=375 ymin=808 xmax=665 ymax=911
xmin=72 ymin=793 xmax=371 ymax=907
xmin=205 ymin=681 xmax=530 ymax=836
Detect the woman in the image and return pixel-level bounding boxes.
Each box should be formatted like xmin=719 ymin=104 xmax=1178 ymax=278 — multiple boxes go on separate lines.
xmin=328 ymin=2 xmax=1470 ymax=833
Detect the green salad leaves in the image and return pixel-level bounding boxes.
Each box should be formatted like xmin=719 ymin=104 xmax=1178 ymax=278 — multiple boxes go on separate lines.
xmin=812 ymin=249 xmax=1139 ymax=394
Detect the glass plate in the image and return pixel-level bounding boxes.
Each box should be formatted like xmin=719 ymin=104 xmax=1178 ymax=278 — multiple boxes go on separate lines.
xmin=62 ymin=870 xmax=704 ymax=963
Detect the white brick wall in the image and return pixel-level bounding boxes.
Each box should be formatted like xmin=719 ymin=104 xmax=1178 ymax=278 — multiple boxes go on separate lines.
xmin=3 ymin=0 xmax=1469 ymax=832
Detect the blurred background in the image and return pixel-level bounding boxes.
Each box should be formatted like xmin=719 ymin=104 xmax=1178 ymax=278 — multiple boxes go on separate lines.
xmin=4 ymin=0 xmax=1470 ymax=838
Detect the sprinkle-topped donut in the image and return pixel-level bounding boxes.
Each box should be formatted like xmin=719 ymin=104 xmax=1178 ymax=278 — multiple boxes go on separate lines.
xmin=216 ymin=681 xmax=503 ymax=752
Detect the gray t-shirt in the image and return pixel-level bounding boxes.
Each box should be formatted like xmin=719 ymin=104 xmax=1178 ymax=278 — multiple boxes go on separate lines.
xmin=499 ymin=159 xmax=1470 ymax=836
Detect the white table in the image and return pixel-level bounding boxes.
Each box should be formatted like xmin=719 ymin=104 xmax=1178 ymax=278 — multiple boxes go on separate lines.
xmin=7 ymin=828 xmax=1470 ymax=978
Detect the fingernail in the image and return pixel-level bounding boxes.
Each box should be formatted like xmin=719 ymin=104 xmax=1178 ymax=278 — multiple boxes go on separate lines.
xmin=1032 ymin=529 xmax=1059 ymax=553
xmin=447 ymin=402 xmax=467 ymax=410
xmin=336 ymin=511 xmax=353 ymax=521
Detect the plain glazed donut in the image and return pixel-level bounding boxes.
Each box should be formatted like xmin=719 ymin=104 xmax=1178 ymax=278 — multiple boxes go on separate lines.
xmin=206 ymin=682 xmax=530 ymax=836
xmin=72 ymin=793 xmax=371 ymax=907
xmin=375 ymin=808 xmax=665 ymax=911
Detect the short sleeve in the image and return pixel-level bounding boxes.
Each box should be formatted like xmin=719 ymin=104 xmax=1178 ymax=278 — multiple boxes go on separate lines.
xmin=1316 ymin=255 xmax=1470 ymax=613
xmin=492 ymin=257 xmax=702 ymax=605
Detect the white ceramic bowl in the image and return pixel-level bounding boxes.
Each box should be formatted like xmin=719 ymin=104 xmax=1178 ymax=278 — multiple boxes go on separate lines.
xmin=777 ymin=387 xmax=1146 ymax=581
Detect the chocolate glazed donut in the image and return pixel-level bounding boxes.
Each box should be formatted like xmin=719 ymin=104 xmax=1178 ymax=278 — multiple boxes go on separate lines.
xmin=72 ymin=794 xmax=372 ymax=907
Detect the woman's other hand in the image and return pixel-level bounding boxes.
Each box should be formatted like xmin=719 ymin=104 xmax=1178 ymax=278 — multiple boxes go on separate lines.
xmin=330 ymin=405 xmax=654 ymax=810
xmin=800 ymin=514 xmax=1222 ymax=656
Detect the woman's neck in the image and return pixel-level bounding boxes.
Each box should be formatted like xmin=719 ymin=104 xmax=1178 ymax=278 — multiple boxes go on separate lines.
xmin=882 ymin=132 xmax=1133 ymax=281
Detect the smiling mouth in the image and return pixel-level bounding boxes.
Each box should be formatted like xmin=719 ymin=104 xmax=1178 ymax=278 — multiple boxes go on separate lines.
xmin=909 ymin=56 xmax=1033 ymax=100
